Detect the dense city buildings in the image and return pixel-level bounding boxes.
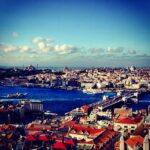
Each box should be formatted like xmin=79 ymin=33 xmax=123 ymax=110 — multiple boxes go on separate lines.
xmin=0 ymin=66 xmax=150 ymax=150
xmin=0 ymin=66 xmax=150 ymax=92
xmin=0 ymin=0 xmax=150 ymax=149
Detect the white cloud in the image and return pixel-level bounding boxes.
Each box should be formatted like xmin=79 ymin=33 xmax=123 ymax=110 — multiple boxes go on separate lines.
xmin=11 ymin=32 xmax=19 ymax=38
xmin=54 ymin=44 xmax=78 ymax=55
xmin=0 ymin=37 xmax=79 ymax=56
xmin=0 ymin=43 xmax=32 ymax=53
xmin=32 ymin=36 xmax=79 ymax=55
xmin=107 ymin=47 xmax=124 ymax=53
xmin=32 ymin=37 xmax=44 ymax=44
xmin=0 ymin=43 xmax=17 ymax=52
xmin=32 ymin=37 xmax=47 ymax=50
xmin=32 ymin=36 xmax=54 ymax=53
xmin=19 ymin=45 xmax=31 ymax=52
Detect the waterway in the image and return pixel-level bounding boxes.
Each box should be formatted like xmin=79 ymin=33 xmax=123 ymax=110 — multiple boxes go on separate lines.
xmin=0 ymin=86 xmax=150 ymax=115
xmin=0 ymin=86 xmax=115 ymax=115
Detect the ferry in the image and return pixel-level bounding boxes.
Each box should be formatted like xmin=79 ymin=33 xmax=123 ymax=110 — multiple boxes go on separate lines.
xmin=83 ymin=88 xmax=104 ymax=94
xmin=6 ymin=92 xmax=27 ymax=99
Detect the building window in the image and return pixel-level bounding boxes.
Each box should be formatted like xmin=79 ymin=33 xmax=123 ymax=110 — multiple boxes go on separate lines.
xmin=131 ymin=130 xmax=134 ymax=133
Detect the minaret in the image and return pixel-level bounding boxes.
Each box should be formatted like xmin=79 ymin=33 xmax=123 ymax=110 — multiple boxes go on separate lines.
xmin=37 ymin=64 xmax=38 ymax=70
xmin=120 ymin=135 xmax=125 ymax=150
xmin=143 ymin=134 xmax=149 ymax=150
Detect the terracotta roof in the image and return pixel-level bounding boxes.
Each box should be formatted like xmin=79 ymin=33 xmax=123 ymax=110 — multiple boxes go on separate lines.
xmin=46 ymin=136 xmax=76 ymax=147
xmin=26 ymin=123 xmax=51 ymax=131
xmin=78 ymin=140 xmax=94 ymax=144
xmin=27 ymin=131 xmax=42 ymax=136
xmin=69 ymin=124 xmax=104 ymax=137
xmin=64 ymin=139 xmax=75 ymax=145
xmin=7 ymin=133 xmax=13 ymax=139
xmin=26 ymin=135 xmax=36 ymax=141
xmin=0 ymin=108 xmax=5 ymax=112
xmin=61 ymin=120 xmax=76 ymax=128
xmin=96 ymin=129 xmax=118 ymax=149
xmin=81 ymin=105 xmax=90 ymax=113
xmin=2 ymin=124 xmax=15 ymax=131
xmin=125 ymin=135 xmax=144 ymax=149
xmin=132 ymin=125 xmax=149 ymax=137
xmin=53 ymin=142 xmax=67 ymax=150
xmin=115 ymin=116 xmax=143 ymax=124
xmin=38 ymin=134 xmax=49 ymax=141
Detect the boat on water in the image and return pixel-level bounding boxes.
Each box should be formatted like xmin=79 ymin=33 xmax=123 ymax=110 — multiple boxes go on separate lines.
xmin=5 ymin=92 xmax=27 ymax=99
xmin=83 ymin=88 xmax=104 ymax=94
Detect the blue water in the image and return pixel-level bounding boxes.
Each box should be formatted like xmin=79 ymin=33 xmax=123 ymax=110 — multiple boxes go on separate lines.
xmin=0 ymin=86 xmax=150 ymax=114
xmin=0 ymin=86 xmax=115 ymax=115
xmin=130 ymin=93 xmax=150 ymax=111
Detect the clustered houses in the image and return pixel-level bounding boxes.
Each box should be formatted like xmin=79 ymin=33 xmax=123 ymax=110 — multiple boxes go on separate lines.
xmin=0 ymin=66 xmax=150 ymax=149
xmin=26 ymin=66 xmax=150 ymax=92
xmin=114 ymin=125 xmax=150 ymax=150
xmin=0 ymin=99 xmax=44 ymax=123
xmin=27 ymin=66 xmax=150 ymax=92
xmin=1 ymin=97 xmax=150 ymax=150
xmin=1 ymin=66 xmax=149 ymax=92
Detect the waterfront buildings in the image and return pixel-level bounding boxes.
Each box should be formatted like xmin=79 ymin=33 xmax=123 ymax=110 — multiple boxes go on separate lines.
xmin=30 ymin=100 xmax=43 ymax=112
xmin=114 ymin=116 xmax=144 ymax=133
xmin=1 ymin=66 xmax=150 ymax=93
xmin=0 ymin=66 xmax=150 ymax=149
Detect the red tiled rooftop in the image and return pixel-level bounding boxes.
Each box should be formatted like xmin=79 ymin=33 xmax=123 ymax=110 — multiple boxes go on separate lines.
xmin=53 ymin=142 xmax=67 ymax=150
xmin=27 ymin=131 xmax=42 ymax=136
xmin=2 ymin=124 xmax=15 ymax=131
xmin=64 ymin=139 xmax=75 ymax=145
xmin=7 ymin=133 xmax=13 ymax=139
xmin=81 ymin=105 xmax=90 ymax=113
xmin=61 ymin=120 xmax=76 ymax=128
xmin=0 ymin=108 xmax=5 ymax=112
xmin=132 ymin=125 xmax=149 ymax=137
xmin=26 ymin=123 xmax=51 ymax=131
xmin=96 ymin=129 xmax=118 ymax=149
xmin=38 ymin=134 xmax=49 ymax=141
xmin=78 ymin=140 xmax=94 ymax=144
xmin=69 ymin=124 xmax=104 ymax=136
xmin=115 ymin=116 xmax=143 ymax=124
xmin=26 ymin=135 xmax=36 ymax=141
xmin=125 ymin=135 xmax=144 ymax=149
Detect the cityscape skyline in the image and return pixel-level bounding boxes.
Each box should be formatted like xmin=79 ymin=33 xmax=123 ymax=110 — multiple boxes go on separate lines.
xmin=0 ymin=0 xmax=150 ymax=67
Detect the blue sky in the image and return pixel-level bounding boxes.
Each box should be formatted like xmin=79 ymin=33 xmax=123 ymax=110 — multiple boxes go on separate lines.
xmin=0 ymin=0 xmax=150 ymax=67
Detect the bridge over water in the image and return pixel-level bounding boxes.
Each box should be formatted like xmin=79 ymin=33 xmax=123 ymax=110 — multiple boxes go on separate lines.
xmin=88 ymin=96 xmax=124 ymax=110
xmin=88 ymin=89 xmax=149 ymax=111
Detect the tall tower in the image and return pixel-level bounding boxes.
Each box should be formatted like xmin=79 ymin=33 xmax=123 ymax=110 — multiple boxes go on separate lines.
xmin=120 ymin=135 xmax=125 ymax=150
xmin=37 ymin=64 xmax=38 ymax=70
xmin=143 ymin=134 xmax=149 ymax=150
